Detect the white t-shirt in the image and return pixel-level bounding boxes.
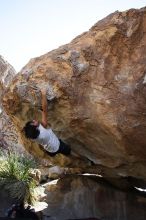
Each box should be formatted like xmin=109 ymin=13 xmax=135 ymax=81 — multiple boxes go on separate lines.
xmin=35 ymin=124 xmax=60 ymax=153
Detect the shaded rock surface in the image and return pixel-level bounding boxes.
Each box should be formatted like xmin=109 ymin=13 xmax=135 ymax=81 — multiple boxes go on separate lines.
xmin=2 ymin=8 xmax=146 ymax=182
xmin=1 ymin=175 xmax=146 ymax=220
xmin=43 ymin=175 xmax=146 ymax=220
xmin=0 ymin=189 xmax=16 ymax=217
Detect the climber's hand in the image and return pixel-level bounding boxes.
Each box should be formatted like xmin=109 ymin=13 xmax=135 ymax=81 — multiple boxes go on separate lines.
xmin=40 ymin=87 xmax=47 ymax=96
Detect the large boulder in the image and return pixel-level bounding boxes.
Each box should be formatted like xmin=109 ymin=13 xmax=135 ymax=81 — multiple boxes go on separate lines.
xmin=2 ymin=8 xmax=146 ymax=180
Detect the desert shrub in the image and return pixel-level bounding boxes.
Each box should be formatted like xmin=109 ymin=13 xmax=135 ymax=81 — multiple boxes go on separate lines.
xmin=0 ymin=151 xmax=37 ymax=204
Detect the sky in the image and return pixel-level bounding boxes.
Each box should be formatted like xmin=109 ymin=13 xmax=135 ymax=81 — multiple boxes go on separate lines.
xmin=0 ymin=0 xmax=146 ymax=72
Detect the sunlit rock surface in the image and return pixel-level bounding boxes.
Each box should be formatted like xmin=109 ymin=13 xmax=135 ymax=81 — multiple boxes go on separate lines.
xmin=0 ymin=55 xmax=16 ymax=109
xmin=0 ymin=56 xmax=25 ymax=153
xmin=2 ymin=8 xmax=146 ymax=181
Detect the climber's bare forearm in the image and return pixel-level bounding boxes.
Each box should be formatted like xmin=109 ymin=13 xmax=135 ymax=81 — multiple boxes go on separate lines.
xmin=41 ymin=90 xmax=48 ymax=128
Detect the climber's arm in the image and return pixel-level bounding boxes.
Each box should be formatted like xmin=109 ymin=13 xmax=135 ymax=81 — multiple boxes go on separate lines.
xmin=41 ymin=89 xmax=48 ymax=128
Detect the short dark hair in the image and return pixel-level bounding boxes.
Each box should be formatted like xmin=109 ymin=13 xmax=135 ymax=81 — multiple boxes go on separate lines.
xmin=23 ymin=121 xmax=40 ymax=139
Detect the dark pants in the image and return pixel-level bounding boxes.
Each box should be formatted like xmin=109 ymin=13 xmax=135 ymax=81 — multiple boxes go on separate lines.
xmin=46 ymin=139 xmax=71 ymax=157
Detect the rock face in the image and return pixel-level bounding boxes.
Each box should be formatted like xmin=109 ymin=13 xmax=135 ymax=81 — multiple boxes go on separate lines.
xmin=2 ymin=8 xmax=146 ymax=180
xmin=0 ymin=56 xmax=25 ymax=153
xmin=43 ymin=176 xmax=146 ymax=220
xmin=0 ymin=55 xmax=16 ymax=109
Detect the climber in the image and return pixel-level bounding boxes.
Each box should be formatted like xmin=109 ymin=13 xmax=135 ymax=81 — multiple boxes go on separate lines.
xmin=23 ymin=88 xmax=71 ymax=157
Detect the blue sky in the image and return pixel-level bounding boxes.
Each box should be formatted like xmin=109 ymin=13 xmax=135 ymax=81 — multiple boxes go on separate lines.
xmin=0 ymin=0 xmax=146 ymax=71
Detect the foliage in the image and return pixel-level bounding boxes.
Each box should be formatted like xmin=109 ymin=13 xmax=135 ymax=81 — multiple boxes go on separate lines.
xmin=0 ymin=151 xmax=37 ymax=204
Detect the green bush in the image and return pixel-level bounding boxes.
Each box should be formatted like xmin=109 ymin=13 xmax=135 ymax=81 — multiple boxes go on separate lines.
xmin=0 ymin=152 xmax=37 ymax=204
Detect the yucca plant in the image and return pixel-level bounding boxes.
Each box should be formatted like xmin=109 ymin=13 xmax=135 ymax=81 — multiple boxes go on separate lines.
xmin=0 ymin=151 xmax=37 ymax=204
